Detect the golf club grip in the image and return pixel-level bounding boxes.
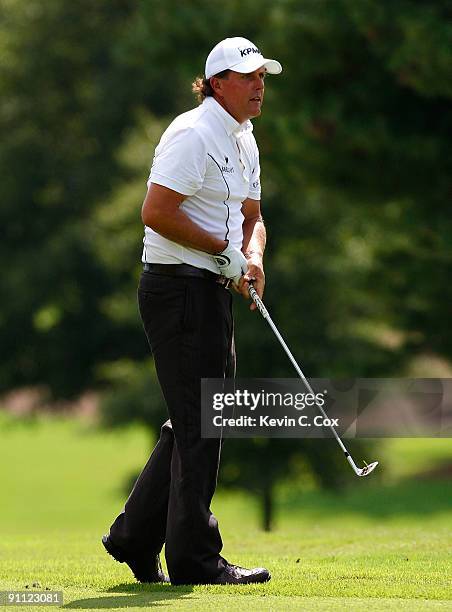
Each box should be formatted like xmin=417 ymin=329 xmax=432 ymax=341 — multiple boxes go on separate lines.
xmin=248 ymin=282 xmax=268 ymax=318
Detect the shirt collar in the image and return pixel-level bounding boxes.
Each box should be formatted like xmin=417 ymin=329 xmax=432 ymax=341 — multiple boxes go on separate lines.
xmin=204 ymin=96 xmax=253 ymax=137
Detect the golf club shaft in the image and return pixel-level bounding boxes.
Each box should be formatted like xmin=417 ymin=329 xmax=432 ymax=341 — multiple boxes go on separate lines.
xmin=248 ymin=283 xmax=358 ymax=470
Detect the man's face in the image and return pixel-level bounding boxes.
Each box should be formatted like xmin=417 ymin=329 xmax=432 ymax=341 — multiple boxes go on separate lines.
xmin=212 ymin=67 xmax=266 ymax=124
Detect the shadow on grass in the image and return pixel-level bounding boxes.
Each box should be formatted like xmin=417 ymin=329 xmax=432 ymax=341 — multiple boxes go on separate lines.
xmin=64 ymin=583 xmax=194 ymax=609
xmin=279 ymin=470 xmax=452 ymax=519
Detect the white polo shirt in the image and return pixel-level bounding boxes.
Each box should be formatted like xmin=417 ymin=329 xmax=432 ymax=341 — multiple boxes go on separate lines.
xmin=142 ymin=96 xmax=261 ymax=273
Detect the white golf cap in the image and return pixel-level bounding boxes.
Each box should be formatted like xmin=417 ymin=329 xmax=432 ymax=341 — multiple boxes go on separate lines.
xmin=205 ymin=37 xmax=282 ymax=79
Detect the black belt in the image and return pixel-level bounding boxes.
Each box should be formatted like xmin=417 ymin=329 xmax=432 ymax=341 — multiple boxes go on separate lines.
xmin=143 ymin=263 xmax=232 ymax=289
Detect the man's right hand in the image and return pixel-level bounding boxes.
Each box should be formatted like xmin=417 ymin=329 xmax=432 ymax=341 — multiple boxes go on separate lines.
xmin=213 ymin=243 xmax=248 ymax=284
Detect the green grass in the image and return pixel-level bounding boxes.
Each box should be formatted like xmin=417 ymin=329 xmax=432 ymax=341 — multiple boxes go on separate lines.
xmin=1 ymin=411 xmax=452 ymax=610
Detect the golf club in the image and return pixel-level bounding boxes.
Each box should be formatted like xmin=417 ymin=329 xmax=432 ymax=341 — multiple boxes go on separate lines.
xmin=248 ymin=282 xmax=378 ymax=477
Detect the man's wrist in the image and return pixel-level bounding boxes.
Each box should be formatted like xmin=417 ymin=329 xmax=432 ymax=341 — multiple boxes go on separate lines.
xmin=244 ymin=249 xmax=263 ymax=260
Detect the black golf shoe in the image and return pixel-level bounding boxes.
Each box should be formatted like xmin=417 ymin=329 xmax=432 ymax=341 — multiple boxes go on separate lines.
xmin=102 ymin=534 xmax=169 ymax=583
xmin=211 ymin=562 xmax=271 ymax=584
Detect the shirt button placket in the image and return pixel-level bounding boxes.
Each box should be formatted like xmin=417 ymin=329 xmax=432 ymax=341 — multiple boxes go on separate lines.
xmin=235 ymin=137 xmax=248 ymax=183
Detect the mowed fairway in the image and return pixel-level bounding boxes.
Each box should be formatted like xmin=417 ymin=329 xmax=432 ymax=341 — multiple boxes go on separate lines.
xmin=1 ymin=413 xmax=451 ymax=611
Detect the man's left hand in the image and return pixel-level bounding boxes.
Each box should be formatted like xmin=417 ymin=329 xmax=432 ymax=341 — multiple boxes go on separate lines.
xmin=235 ymin=253 xmax=265 ymax=311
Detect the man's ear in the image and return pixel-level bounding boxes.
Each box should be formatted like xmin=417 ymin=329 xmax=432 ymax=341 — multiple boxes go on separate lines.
xmin=210 ymin=77 xmax=223 ymax=96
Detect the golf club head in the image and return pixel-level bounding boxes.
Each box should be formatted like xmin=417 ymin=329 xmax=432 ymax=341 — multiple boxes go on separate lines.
xmin=356 ymin=461 xmax=379 ymax=477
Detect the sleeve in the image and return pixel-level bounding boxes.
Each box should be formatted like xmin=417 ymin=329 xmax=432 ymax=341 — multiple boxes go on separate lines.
xmin=147 ymin=127 xmax=207 ymax=196
xmin=248 ymin=140 xmax=261 ymax=200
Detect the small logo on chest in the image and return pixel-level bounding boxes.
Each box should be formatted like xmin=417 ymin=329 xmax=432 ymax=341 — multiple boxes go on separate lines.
xmin=221 ymin=155 xmax=234 ymax=174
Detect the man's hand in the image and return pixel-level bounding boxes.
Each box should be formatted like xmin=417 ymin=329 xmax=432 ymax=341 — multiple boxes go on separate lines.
xmin=213 ymin=243 xmax=248 ymax=284
xmin=237 ymin=252 xmax=265 ymax=311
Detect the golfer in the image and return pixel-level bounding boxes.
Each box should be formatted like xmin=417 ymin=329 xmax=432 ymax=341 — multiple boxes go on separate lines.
xmin=102 ymin=37 xmax=282 ymax=585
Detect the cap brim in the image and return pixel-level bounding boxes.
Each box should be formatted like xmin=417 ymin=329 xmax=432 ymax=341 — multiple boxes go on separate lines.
xmin=230 ymin=56 xmax=282 ymax=75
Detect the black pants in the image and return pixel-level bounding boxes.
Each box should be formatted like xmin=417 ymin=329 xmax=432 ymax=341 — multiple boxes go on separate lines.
xmin=109 ymin=271 xmax=235 ymax=584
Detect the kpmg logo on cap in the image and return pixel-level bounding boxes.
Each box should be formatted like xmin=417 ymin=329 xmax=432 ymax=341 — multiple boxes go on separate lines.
xmin=239 ymin=46 xmax=261 ymax=57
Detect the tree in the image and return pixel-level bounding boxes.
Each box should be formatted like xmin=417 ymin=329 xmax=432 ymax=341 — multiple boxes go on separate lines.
xmin=0 ymin=0 xmax=142 ymax=395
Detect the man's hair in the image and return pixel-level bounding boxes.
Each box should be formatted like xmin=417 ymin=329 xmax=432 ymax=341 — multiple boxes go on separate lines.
xmin=192 ymin=69 xmax=230 ymax=103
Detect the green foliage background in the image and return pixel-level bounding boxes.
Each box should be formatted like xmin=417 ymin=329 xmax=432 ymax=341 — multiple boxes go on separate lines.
xmin=1 ymin=0 xmax=451 ymax=522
